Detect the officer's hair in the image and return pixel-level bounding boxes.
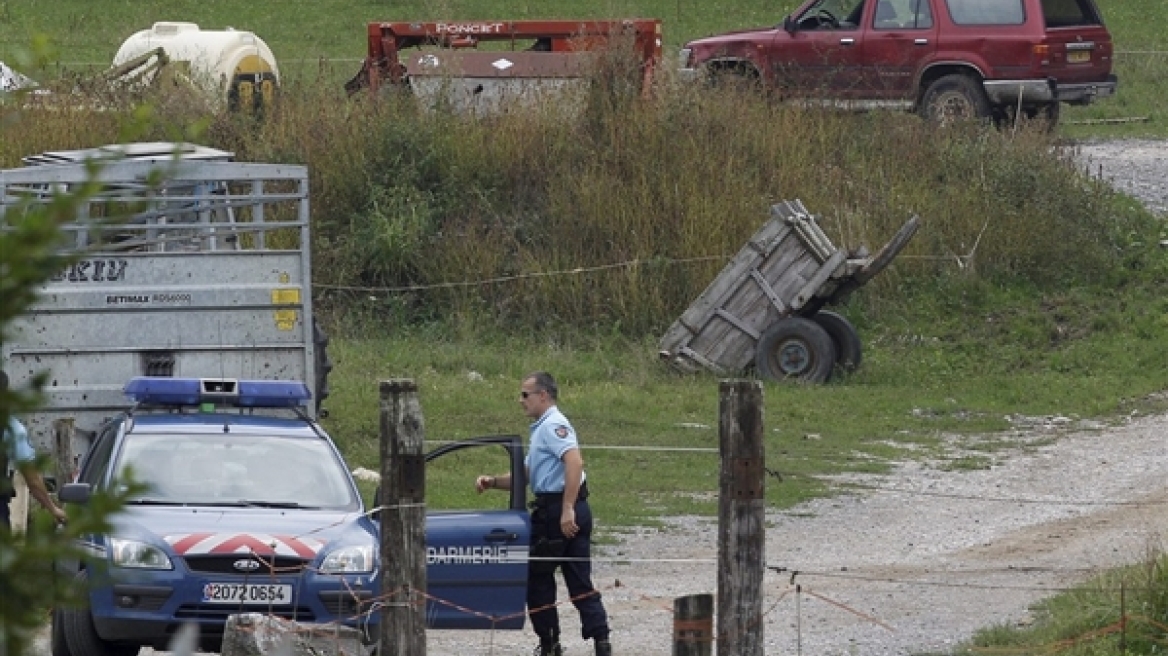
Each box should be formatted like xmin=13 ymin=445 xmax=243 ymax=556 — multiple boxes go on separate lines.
xmin=525 ymin=371 xmax=558 ymax=401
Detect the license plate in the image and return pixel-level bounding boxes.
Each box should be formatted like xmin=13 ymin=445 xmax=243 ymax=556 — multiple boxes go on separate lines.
xmin=1067 ymin=50 xmax=1091 ymax=64
xmin=202 ymin=582 xmax=292 ymax=605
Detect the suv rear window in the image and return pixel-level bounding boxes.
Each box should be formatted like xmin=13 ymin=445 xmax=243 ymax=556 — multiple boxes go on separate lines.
xmin=1042 ymin=0 xmax=1103 ymax=27
xmin=945 ymin=0 xmax=1025 ymax=25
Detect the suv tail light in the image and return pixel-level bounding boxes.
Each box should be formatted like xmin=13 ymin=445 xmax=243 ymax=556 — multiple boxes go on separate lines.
xmin=1032 ymin=43 xmax=1052 ymax=68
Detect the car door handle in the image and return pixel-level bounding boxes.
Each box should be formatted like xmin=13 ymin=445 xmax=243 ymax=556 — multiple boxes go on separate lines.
xmin=914 ymin=39 xmax=929 ymax=45
xmin=484 ymin=530 xmax=519 ymax=542
xmin=839 ymin=38 xmax=855 ymax=46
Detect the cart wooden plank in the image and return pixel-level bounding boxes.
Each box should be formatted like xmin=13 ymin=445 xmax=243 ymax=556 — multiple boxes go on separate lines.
xmin=659 ymin=199 xmax=919 ymax=378
xmin=661 ymin=221 xmax=795 ymax=347
xmin=692 ymin=251 xmax=832 ymax=372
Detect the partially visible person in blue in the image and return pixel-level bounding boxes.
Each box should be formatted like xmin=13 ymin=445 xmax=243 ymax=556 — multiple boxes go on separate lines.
xmin=1 ymin=369 xmax=68 ymax=531
xmin=476 ymin=371 xmax=612 ymax=656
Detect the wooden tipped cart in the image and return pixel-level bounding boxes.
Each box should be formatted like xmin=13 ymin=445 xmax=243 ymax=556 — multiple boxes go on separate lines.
xmin=658 ymin=199 xmax=919 ymax=383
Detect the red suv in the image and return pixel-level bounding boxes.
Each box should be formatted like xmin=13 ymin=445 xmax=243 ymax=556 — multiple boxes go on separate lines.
xmin=679 ymin=0 xmax=1117 ymax=123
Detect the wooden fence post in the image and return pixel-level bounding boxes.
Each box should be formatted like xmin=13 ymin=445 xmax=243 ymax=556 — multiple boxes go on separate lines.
xmin=378 ymin=379 xmax=427 ymax=656
xmin=716 ymin=380 xmax=764 ymax=656
xmin=674 ymin=593 xmax=714 ymax=656
xmin=10 ymin=470 xmax=29 ymax=534
xmin=52 ymin=418 xmax=75 ymax=488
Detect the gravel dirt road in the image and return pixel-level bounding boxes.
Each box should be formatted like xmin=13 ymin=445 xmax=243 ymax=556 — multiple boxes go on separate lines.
xmin=432 ymin=411 xmax=1168 ymax=656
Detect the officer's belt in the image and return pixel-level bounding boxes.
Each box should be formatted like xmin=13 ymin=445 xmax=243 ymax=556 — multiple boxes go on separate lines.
xmin=532 ymin=482 xmax=589 ymax=504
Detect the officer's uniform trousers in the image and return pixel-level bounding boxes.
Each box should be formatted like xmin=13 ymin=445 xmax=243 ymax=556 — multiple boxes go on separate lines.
xmin=527 ymin=482 xmax=610 ymax=641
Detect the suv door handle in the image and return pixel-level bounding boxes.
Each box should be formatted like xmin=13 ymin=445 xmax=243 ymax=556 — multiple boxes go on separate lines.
xmin=914 ymin=38 xmax=929 ymax=45
xmin=484 ymin=530 xmax=519 ymax=542
xmin=839 ymin=38 xmax=855 ymax=46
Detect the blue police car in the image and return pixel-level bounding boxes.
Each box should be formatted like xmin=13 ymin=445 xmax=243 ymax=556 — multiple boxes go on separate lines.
xmin=53 ymin=377 xmax=531 ymax=656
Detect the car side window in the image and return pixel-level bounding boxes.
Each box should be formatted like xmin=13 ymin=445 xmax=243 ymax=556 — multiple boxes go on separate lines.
xmin=798 ymin=0 xmax=867 ymax=30
xmin=873 ymin=1 xmax=903 ymax=28
xmin=883 ymin=0 xmax=934 ymax=29
xmin=945 ymin=0 xmax=1025 ymax=25
xmin=908 ymin=0 xmax=935 ymax=28
xmin=874 ymin=0 xmax=936 ymax=30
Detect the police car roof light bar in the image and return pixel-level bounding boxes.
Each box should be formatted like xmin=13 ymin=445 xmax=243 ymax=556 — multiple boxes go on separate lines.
xmin=123 ymin=377 xmax=311 ymax=408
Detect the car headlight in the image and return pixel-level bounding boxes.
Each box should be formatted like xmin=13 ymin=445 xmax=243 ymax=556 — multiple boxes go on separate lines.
xmin=109 ymin=538 xmax=173 ymax=570
xmin=679 ymin=47 xmax=693 ymax=69
xmin=320 ymin=545 xmax=375 ymax=574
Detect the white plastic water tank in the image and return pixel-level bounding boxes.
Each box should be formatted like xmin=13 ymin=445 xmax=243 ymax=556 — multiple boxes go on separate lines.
xmin=112 ymin=22 xmax=280 ymax=110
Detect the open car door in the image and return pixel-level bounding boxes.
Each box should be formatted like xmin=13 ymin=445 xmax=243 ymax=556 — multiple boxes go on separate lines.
xmin=423 ymin=435 xmax=530 ymax=629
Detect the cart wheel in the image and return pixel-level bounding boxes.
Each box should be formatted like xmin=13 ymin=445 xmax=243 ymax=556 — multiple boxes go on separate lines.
xmin=812 ymin=310 xmax=862 ymax=372
xmin=754 ymin=318 xmax=836 ymax=383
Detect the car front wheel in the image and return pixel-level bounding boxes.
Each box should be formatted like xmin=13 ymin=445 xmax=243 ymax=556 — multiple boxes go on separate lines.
xmin=62 ymin=571 xmax=141 ymax=656
xmin=705 ymin=64 xmax=762 ymax=93
xmin=51 ymin=608 xmax=72 ymax=656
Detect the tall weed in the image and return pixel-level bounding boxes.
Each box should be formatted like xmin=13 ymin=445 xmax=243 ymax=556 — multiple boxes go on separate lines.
xmin=4 ymin=63 xmax=1160 ymax=337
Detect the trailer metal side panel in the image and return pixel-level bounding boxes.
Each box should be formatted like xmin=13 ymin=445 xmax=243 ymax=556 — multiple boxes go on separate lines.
xmin=1 ymin=157 xmax=315 ymax=455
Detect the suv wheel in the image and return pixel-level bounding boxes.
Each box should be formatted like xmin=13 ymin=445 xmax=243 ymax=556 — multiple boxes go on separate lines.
xmin=705 ymin=64 xmax=761 ymax=93
xmin=920 ymin=74 xmax=991 ymax=124
xmin=1025 ymin=102 xmax=1061 ymax=130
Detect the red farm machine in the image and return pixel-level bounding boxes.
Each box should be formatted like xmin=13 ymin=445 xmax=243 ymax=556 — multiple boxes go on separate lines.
xmin=345 ymin=19 xmax=663 ymax=110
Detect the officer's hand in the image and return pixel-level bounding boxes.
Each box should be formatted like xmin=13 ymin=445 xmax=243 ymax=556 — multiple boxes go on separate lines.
xmin=561 ymin=507 xmax=578 ymax=538
xmin=475 ymin=475 xmax=493 ymax=494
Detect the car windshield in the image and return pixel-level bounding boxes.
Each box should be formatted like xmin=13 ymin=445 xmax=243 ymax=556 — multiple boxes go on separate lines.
xmin=114 ymin=432 xmax=358 ymax=510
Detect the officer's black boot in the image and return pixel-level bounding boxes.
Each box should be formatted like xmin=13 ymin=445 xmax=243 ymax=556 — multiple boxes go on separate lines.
xmin=534 ymin=633 xmax=563 ymax=656
xmin=594 ymin=638 xmax=613 ymax=656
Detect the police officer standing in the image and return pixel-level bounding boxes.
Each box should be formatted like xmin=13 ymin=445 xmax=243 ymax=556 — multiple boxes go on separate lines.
xmin=476 ymin=371 xmax=612 ymax=656
xmin=1 ymin=369 xmax=67 ymax=531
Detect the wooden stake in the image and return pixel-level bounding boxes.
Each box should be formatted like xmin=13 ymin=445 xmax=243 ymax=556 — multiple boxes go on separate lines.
xmin=378 ymin=379 xmax=427 ymax=656
xmin=716 ymin=380 xmax=764 ymax=656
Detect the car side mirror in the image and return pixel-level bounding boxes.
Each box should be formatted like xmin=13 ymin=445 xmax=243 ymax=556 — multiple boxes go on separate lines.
xmin=59 ymin=482 xmax=93 ymax=504
xmin=783 ymin=15 xmax=797 ymax=33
